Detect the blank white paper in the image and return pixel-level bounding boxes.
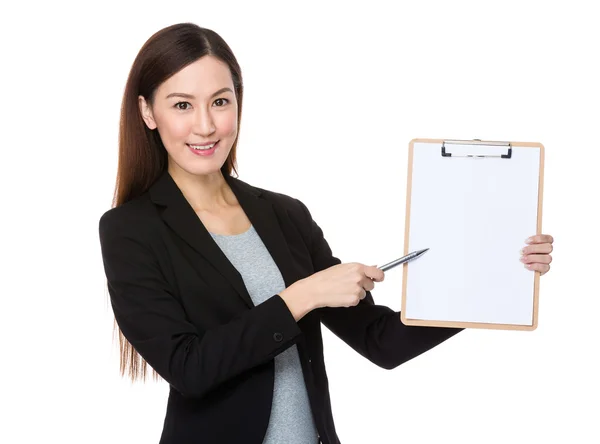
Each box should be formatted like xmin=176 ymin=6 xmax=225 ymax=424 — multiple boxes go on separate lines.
xmin=404 ymin=142 xmax=540 ymax=325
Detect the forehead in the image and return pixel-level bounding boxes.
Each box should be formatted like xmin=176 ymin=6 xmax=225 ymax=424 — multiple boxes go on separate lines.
xmin=158 ymin=56 xmax=233 ymax=98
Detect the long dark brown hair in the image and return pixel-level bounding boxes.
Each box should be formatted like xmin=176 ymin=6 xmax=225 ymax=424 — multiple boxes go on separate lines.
xmin=110 ymin=23 xmax=244 ymax=382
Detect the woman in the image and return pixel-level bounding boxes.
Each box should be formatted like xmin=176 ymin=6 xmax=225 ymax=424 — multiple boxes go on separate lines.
xmin=98 ymin=23 xmax=554 ymax=444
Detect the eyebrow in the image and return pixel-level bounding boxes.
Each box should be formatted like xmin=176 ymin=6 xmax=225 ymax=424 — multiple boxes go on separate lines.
xmin=165 ymin=87 xmax=233 ymax=100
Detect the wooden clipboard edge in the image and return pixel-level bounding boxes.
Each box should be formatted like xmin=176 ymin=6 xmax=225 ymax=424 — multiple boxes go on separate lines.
xmin=400 ymin=314 xmax=538 ymax=331
xmin=400 ymin=138 xmax=544 ymax=331
xmin=400 ymin=139 xmax=416 ymax=322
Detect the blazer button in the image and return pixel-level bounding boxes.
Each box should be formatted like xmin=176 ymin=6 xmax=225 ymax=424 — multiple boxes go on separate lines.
xmin=273 ymin=332 xmax=283 ymax=342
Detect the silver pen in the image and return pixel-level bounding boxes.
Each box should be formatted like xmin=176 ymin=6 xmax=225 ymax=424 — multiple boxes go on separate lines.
xmin=378 ymin=248 xmax=429 ymax=271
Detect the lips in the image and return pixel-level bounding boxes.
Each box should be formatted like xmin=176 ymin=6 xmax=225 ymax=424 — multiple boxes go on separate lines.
xmin=187 ymin=141 xmax=218 ymax=148
xmin=187 ymin=140 xmax=219 ymax=156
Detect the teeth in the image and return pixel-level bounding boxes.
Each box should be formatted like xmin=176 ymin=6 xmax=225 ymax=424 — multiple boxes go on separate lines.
xmin=189 ymin=142 xmax=216 ymax=150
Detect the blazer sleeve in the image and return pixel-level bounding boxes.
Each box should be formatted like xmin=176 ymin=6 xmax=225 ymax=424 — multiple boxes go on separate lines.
xmin=98 ymin=210 xmax=302 ymax=398
xmin=295 ymin=199 xmax=463 ymax=370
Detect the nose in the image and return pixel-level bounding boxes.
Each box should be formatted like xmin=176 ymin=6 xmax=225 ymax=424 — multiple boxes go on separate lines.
xmin=192 ymin=107 xmax=216 ymax=136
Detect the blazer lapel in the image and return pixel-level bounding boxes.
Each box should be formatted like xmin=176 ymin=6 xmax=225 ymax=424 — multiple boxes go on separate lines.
xmin=148 ymin=170 xmax=301 ymax=310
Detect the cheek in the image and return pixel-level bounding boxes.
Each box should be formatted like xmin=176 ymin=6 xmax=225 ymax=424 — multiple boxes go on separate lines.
xmin=157 ymin=113 xmax=192 ymax=142
xmin=217 ymin=111 xmax=238 ymax=137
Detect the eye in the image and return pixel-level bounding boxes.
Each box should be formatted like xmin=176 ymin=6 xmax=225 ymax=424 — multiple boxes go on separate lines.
xmin=174 ymin=101 xmax=191 ymax=110
xmin=214 ymin=98 xmax=230 ymax=107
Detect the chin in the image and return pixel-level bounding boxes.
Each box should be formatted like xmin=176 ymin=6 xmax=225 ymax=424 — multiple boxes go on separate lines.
xmin=187 ymin=164 xmax=225 ymax=177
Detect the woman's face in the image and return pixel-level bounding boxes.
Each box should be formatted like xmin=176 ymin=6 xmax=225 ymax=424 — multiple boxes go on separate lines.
xmin=139 ymin=55 xmax=238 ymax=178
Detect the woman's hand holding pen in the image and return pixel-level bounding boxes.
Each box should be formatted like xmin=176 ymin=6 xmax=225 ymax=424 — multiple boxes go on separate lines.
xmin=279 ymin=263 xmax=385 ymax=321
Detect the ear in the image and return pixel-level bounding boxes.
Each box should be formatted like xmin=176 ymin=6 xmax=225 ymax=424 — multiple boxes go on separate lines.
xmin=138 ymin=95 xmax=157 ymax=130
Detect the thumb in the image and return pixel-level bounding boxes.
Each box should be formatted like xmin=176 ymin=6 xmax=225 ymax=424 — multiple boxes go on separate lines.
xmin=365 ymin=265 xmax=385 ymax=282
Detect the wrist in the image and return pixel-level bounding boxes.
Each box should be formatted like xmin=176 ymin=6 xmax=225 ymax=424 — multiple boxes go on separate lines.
xmin=279 ymin=282 xmax=316 ymax=321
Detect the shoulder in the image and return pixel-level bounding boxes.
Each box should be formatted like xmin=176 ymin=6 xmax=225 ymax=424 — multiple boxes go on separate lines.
xmin=98 ymin=193 xmax=157 ymax=244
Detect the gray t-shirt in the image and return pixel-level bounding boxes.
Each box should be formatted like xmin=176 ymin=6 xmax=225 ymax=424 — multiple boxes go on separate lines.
xmin=209 ymin=225 xmax=319 ymax=444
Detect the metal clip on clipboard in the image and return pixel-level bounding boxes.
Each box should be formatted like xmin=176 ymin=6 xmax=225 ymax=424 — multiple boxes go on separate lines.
xmin=441 ymin=139 xmax=513 ymax=158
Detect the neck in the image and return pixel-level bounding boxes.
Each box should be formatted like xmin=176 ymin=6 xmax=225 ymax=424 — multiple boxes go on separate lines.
xmin=168 ymin=164 xmax=235 ymax=213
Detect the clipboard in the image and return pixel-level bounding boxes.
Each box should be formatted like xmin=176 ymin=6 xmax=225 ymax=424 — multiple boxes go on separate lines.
xmin=400 ymin=138 xmax=545 ymax=331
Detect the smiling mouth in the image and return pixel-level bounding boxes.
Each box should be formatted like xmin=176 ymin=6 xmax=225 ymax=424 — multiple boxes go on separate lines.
xmin=187 ymin=141 xmax=218 ymax=151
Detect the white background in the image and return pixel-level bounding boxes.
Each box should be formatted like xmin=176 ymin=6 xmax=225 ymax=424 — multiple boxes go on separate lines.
xmin=1 ymin=1 xmax=598 ymax=443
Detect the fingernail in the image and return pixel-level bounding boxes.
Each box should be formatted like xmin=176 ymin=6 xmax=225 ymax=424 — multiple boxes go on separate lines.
xmin=526 ymin=237 xmax=533 ymax=243
xmin=520 ymin=249 xmax=525 ymax=256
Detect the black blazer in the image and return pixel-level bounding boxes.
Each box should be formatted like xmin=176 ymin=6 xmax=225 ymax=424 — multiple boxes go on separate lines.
xmin=98 ymin=170 xmax=461 ymax=444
